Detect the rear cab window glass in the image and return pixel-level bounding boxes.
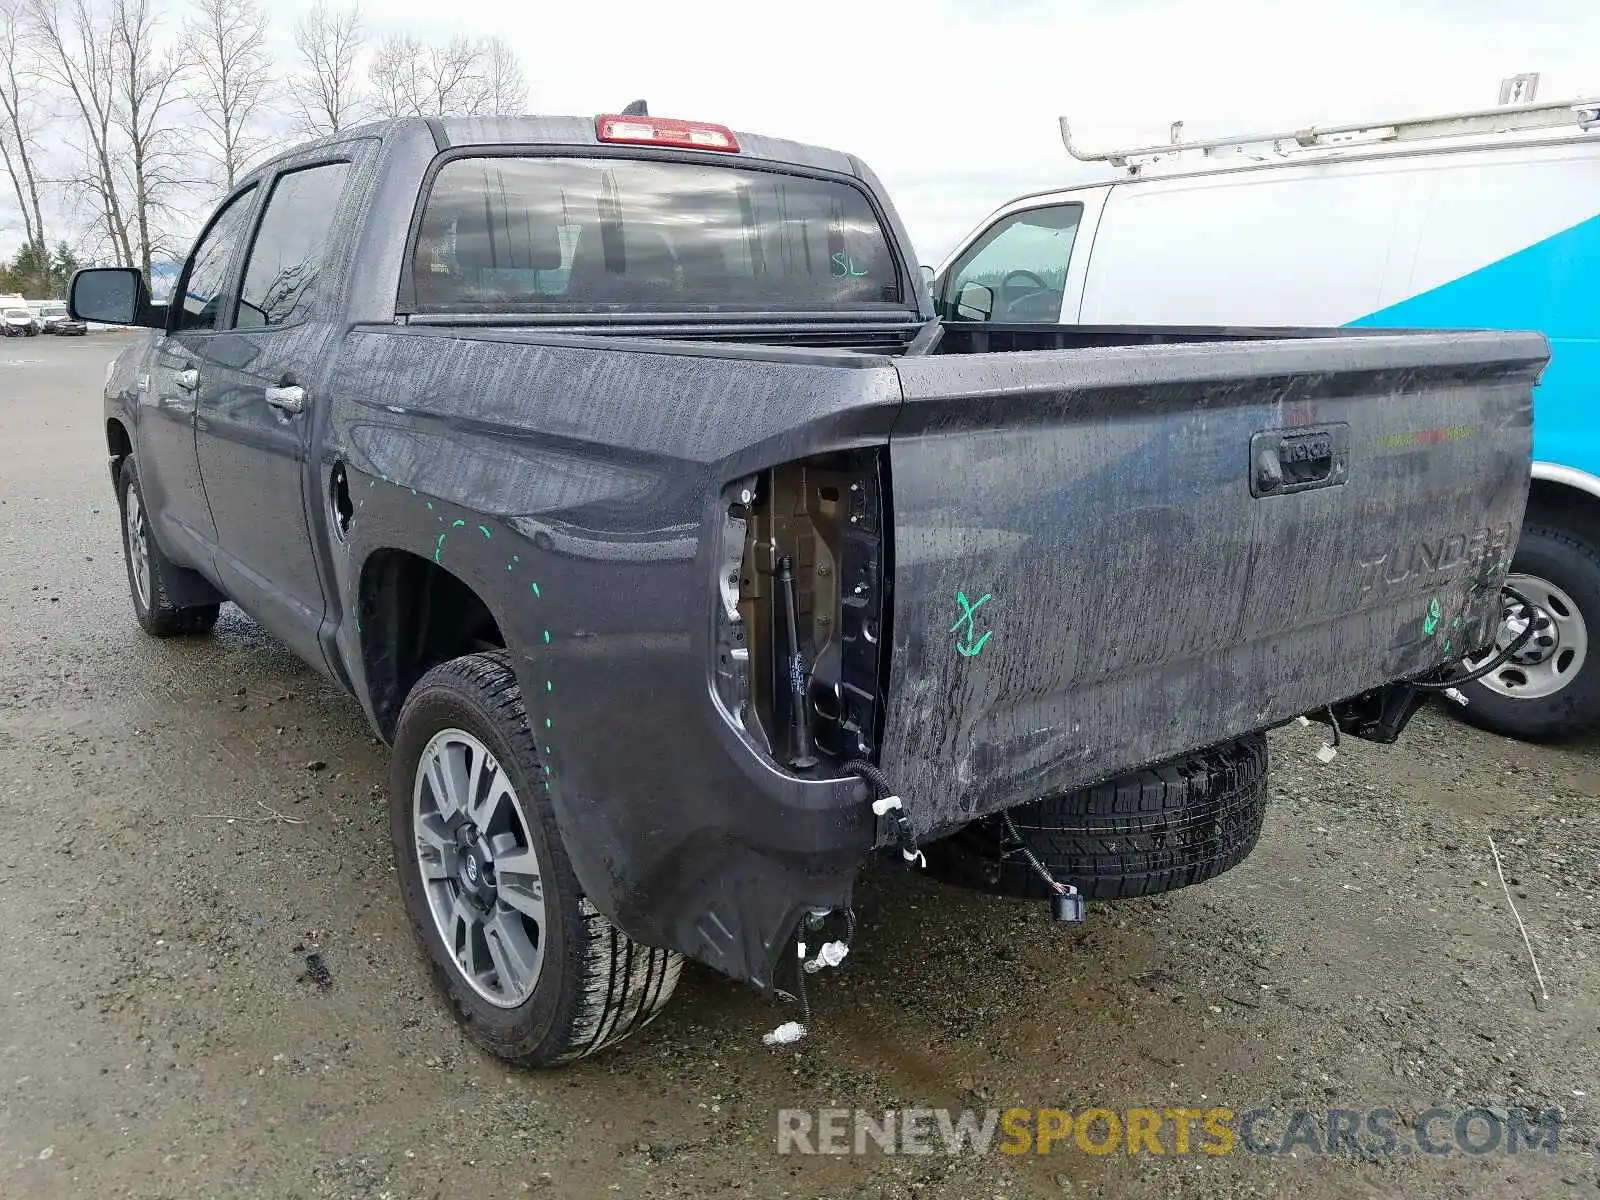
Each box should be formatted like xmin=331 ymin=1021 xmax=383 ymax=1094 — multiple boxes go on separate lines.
xmin=409 ymin=156 xmax=902 ymax=312
xmin=942 ymin=204 xmax=1082 ymax=322
xmin=237 ymin=161 xmax=352 ymax=328
xmin=174 ymin=186 xmax=258 ymax=333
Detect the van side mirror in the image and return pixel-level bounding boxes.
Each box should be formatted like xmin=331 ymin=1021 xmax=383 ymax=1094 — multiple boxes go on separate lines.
xmin=69 ymin=267 xmax=164 ymax=328
xmin=954 ymin=281 xmax=995 ymax=321
xmin=918 ymin=264 xmax=937 ymax=294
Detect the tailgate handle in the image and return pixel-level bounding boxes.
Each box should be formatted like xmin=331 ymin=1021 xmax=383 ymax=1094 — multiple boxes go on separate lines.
xmin=1250 ymin=424 xmax=1349 ymax=497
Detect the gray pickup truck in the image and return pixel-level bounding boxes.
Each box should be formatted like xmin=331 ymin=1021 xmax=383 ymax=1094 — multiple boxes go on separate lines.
xmin=72 ymin=111 xmax=1544 ymax=1066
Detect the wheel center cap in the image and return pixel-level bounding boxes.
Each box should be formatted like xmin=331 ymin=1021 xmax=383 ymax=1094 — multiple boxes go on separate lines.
xmin=456 ymin=836 xmax=497 ymax=908
xmin=1501 ymin=605 xmax=1556 ymax=665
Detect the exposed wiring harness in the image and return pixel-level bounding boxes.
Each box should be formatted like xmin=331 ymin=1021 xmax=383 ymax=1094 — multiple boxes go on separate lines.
xmin=845 ymin=758 xmax=924 ymax=865
xmin=1409 ymin=585 xmax=1539 ymax=692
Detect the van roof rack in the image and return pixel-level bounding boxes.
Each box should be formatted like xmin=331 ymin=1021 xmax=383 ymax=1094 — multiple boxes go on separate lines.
xmin=1060 ymin=95 xmax=1600 ymax=175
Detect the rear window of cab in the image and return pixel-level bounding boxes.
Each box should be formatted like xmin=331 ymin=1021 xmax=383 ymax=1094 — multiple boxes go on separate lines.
xmin=407 ymin=156 xmax=902 ymax=312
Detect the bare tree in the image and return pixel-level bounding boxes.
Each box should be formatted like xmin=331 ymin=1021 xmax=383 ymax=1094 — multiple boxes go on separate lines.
xmin=0 ymin=0 xmax=49 ymax=288
xmin=29 ymin=0 xmax=132 ymax=267
xmin=366 ymin=31 xmax=421 ymax=119
xmin=369 ymin=33 xmax=528 ymax=119
xmin=292 ymin=1 xmax=363 ymax=136
xmin=184 ymin=0 xmax=270 ymax=190
xmin=481 ymin=35 xmax=526 ymax=117
xmin=110 ymin=0 xmax=187 ymax=282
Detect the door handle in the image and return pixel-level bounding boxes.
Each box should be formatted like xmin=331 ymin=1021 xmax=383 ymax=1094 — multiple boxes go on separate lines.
xmin=265 ymin=384 xmax=305 ymax=414
xmin=176 ymin=368 xmax=199 ymax=392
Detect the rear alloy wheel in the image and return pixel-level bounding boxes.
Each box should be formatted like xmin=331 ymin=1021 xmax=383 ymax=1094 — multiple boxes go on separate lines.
xmin=413 ymin=728 xmax=549 ymax=1008
xmin=1458 ymin=526 xmax=1600 ymax=739
xmin=391 ymin=652 xmax=681 ymax=1065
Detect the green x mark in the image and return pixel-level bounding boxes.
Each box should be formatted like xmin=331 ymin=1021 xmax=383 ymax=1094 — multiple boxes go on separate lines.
xmin=950 ymin=590 xmax=994 ymax=658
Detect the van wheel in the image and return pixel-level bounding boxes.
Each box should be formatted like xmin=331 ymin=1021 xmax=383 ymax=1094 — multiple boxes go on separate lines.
xmin=390 ymin=652 xmax=681 ymax=1065
xmin=1457 ymin=526 xmax=1600 ymax=739
xmin=117 ymin=458 xmax=220 ymax=637
xmin=924 ymin=736 xmax=1268 ymax=901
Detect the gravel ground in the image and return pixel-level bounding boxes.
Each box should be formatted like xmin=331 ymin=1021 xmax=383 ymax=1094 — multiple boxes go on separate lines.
xmin=1 ymin=333 xmax=1597 ymax=1199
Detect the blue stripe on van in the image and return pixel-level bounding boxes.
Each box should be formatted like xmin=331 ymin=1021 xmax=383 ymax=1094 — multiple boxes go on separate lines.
xmin=1350 ymin=211 xmax=1600 ymax=480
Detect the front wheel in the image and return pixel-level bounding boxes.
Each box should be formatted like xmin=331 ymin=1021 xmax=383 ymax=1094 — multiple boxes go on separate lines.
xmin=390 ymin=652 xmax=681 ymax=1065
xmin=117 ymin=458 xmax=220 ymax=636
xmin=1458 ymin=525 xmax=1600 ymax=739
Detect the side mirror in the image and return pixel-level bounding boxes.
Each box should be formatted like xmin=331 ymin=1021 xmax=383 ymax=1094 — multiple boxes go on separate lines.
xmin=918 ymin=264 xmax=937 ymax=294
xmin=954 ymin=281 xmax=995 ymax=321
xmin=69 ymin=267 xmax=164 ymax=328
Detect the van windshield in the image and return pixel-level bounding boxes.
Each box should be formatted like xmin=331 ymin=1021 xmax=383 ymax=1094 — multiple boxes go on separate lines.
xmin=409 ymin=156 xmax=903 ymax=313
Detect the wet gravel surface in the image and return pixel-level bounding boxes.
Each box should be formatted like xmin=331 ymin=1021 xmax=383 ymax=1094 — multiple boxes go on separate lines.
xmin=1 ymin=334 xmax=1597 ymax=1199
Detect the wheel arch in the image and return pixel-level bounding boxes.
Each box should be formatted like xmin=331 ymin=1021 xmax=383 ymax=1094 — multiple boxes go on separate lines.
xmin=1528 ymin=463 xmax=1600 ymax=548
xmin=356 ymin=547 xmax=507 ymax=741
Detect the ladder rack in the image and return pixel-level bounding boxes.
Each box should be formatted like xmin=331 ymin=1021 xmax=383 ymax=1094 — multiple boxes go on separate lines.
xmin=1061 ymin=96 xmax=1600 ymax=175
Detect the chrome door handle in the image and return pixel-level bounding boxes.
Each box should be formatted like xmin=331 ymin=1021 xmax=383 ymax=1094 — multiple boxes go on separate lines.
xmin=265 ymin=384 xmax=305 ymax=414
xmin=176 ymin=368 xmax=200 ymax=391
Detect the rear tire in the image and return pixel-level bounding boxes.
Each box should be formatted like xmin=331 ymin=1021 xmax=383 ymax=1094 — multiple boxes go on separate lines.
xmin=390 ymin=651 xmax=681 ymax=1066
xmin=117 ymin=458 xmax=220 ymax=637
xmin=1457 ymin=525 xmax=1600 ymax=740
xmin=925 ymin=736 xmax=1269 ymax=901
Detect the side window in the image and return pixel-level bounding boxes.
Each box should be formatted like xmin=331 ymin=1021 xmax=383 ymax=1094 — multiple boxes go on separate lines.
xmin=236 ymin=162 xmax=352 ymax=329
xmin=174 ymin=186 xmax=258 ymax=333
xmin=942 ymin=204 xmax=1083 ymax=323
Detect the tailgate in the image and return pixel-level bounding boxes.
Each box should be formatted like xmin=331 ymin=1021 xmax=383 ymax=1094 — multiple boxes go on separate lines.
xmin=879 ymin=332 xmax=1545 ymax=836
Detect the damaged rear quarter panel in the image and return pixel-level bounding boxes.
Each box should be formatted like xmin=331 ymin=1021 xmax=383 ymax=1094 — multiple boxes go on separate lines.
xmin=325 ymin=326 xmax=902 ymax=986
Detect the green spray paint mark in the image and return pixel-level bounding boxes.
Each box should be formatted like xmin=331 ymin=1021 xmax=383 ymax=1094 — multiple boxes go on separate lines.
xmin=1424 ymin=597 xmax=1442 ymax=637
xmin=545 ymin=717 xmax=552 ymax=729
xmin=508 ymin=554 xmax=520 ymax=572
xmin=478 ymin=525 xmax=491 ymax=539
xmin=542 ymin=629 xmax=550 ymax=644
xmin=530 ymin=581 xmax=541 ymax=598
xmin=409 ymin=488 xmax=417 ymax=496
xmin=543 ymin=764 xmax=551 ymax=775
xmin=434 ymin=533 xmax=446 ymax=563
xmin=426 ymin=501 xmax=434 ymax=511
xmin=544 ymin=781 xmax=550 ymax=791
xmin=545 ymin=746 xmax=552 ymax=755
xmin=1452 ymin=616 xmax=1462 ymax=629
xmin=950 ymin=590 xmax=994 ymax=658
xmin=452 ymin=519 xmax=465 ymax=529
xmin=1443 ymin=639 xmax=1452 ymax=655
xmin=546 ymin=680 xmax=553 ymax=692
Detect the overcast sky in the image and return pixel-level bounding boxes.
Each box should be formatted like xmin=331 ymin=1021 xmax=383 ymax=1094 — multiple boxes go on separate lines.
xmin=5 ymin=0 xmax=1599 ymax=267
xmin=348 ymin=0 xmax=1599 ymax=261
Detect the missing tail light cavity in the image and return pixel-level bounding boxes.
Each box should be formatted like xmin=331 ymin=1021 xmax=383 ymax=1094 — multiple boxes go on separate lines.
xmin=713 ymin=451 xmax=887 ymax=769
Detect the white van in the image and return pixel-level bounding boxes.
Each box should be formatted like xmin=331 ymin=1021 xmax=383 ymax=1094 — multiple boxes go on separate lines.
xmin=933 ymin=97 xmax=1600 ymax=739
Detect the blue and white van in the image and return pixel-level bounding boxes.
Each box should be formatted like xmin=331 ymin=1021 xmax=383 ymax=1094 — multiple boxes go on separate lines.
xmin=934 ymin=97 xmax=1600 ymax=738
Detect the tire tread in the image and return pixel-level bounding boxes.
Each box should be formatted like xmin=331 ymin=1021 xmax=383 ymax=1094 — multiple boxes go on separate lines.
xmin=927 ymin=735 xmax=1269 ymax=901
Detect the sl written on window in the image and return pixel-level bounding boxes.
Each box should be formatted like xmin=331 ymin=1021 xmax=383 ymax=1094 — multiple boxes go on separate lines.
xmin=237 ymin=161 xmax=353 ymax=329
xmin=943 ymin=204 xmax=1082 ymax=323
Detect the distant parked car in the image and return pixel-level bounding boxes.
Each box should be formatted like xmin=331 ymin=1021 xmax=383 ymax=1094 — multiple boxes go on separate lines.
xmin=52 ymin=316 xmax=88 ymax=336
xmin=37 ymin=301 xmax=70 ymax=332
xmin=1 ymin=307 xmax=39 ymax=336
